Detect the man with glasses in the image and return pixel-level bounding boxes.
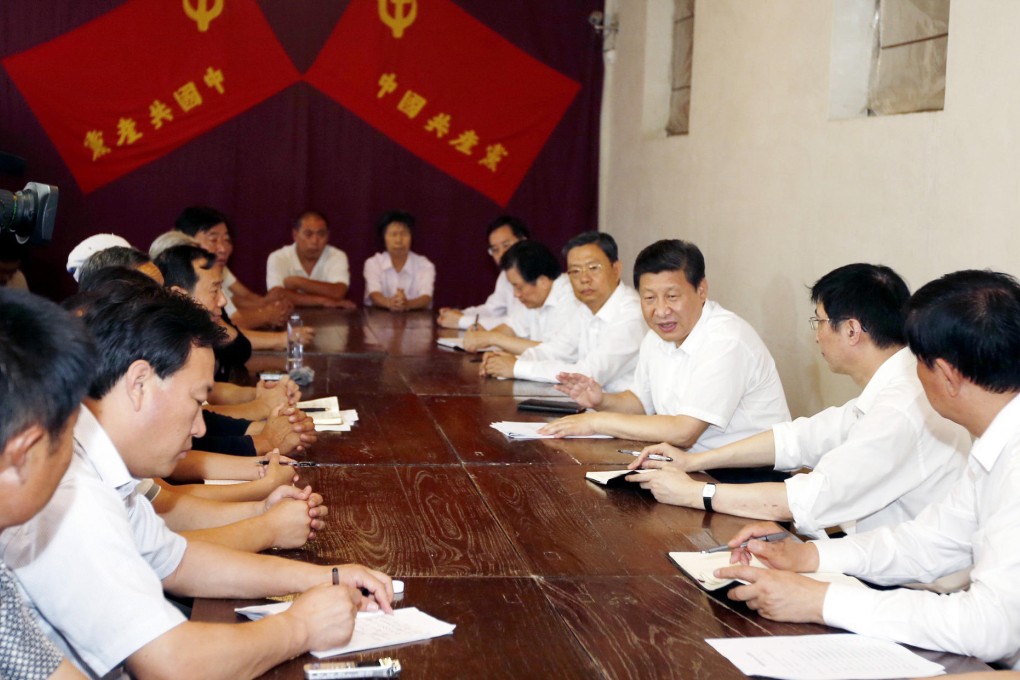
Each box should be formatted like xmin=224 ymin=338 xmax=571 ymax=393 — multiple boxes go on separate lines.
xmin=481 ymin=231 xmax=646 ymax=393
xmin=437 ymin=215 xmax=529 ymax=330
xmin=620 ymin=262 xmax=968 ymax=536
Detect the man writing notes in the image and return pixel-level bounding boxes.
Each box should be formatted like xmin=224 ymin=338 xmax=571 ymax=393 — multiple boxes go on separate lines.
xmin=463 ymin=240 xmax=582 ymax=354
xmin=481 ymin=231 xmax=646 ymax=393
xmin=540 ymin=240 xmax=790 ymax=480
xmin=627 ymin=264 xmax=969 ymax=537
xmin=0 ymin=289 xmax=93 ymax=680
xmin=266 ymin=210 xmax=354 ymax=308
xmin=437 ymin=215 xmax=529 ymax=330
xmin=716 ymin=270 xmax=1020 ymax=669
xmin=0 ymin=284 xmax=393 ymax=679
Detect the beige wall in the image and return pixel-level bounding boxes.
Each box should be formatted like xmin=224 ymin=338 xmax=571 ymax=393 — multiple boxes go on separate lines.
xmin=600 ymin=0 xmax=1020 ymax=417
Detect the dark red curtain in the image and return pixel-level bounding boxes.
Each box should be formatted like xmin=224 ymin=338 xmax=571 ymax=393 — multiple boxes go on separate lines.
xmin=0 ymin=0 xmax=603 ymax=305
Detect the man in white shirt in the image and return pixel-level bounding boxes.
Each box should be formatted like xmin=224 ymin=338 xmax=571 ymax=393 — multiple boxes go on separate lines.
xmin=716 ymin=270 xmax=1020 ymax=670
xmin=0 ymin=289 xmax=95 ymax=680
xmin=541 ymin=239 xmax=790 ymax=481
xmin=266 ymin=210 xmax=353 ymax=308
xmin=463 ymin=240 xmax=581 ymax=355
xmin=437 ymin=215 xmax=529 ymax=330
xmin=0 ymin=284 xmax=393 ymax=679
xmin=626 ymin=263 xmax=969 ymax=536
xmin=481 ymin=231 xmax=646 ymax=393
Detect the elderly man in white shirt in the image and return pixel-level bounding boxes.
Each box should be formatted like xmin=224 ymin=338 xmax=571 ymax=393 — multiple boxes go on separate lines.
xmin=542 ymin=240 xmax=790 ymax=484
xmin=480 ymin=231 xmax=646 ymax=394
xmin=266 ymin=210 xmax=353 ymax=308
xmin=463 ymin=240 xmax=581 ymax=355
xmin=716 ymin=270 xmax=1020 ymax=670
xmin=626 ymin=263 xmax=969 ymax=537
xmin=0 ymin=283 xmax=393 ymax=679
xmin=437 ymin=215 xmax=528 ymax=330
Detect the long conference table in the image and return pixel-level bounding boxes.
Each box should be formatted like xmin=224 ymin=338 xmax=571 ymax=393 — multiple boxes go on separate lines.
xmin=194 ymin=308 xmax=991 ymax=679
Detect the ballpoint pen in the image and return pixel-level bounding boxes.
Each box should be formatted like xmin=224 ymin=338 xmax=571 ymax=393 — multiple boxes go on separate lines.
xmin=618 ymin=448 xmax=673 ymax=463
xmin=701 ymin=532 xmax=789 ymax=553
xmin=257 ymin=460 xmax=320 ymax=467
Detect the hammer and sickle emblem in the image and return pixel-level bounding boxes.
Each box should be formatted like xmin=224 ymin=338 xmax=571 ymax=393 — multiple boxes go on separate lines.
xmin=183 ymin=0 xmax=224 ymax=32
xmin=378 ymin=0 xmax=417 ymax=39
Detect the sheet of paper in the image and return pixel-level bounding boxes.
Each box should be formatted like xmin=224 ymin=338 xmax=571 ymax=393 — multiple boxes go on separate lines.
xmin=668 ymin=551 xmax=866 ymax=592
xmin=298 ymin=396 xmax=340 ymax=411
xmin=705 ymin=634 xmax=945 ymax=680
xmin=490 ymin=421 xmax=613 ymax=440
xmin=436 ymin=337 xmax=466 ymax=351
xmin=310 ymin=408 xmax=359 ymax=432
xmin=234 ymin=600 xmax=450 ymax=658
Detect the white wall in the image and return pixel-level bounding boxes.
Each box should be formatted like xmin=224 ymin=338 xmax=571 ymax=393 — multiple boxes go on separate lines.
xmin=600 ymin=0 xmax=1020 ymax=416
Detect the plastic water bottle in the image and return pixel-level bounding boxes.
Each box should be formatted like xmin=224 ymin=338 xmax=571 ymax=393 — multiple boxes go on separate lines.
xmin=286 ymin=312 xmax=304 ymax=372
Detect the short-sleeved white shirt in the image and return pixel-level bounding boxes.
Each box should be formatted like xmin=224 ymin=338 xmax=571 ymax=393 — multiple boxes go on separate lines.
xmin=363 ymin=251 xmax=436 ymax=305
xmin=630 ymin=300 xmax=791 ymax=453
xmin=775 ymin=348 xmax=971 ymax=536
xmin=507 ymin=275 xmax=583 ymax=342
xmin=459 ymin=270 xmax=521 ymax=330
xmin=0 ymin=406 xmax=187 ymax=678
xmin=222 ymin=266 xmax=238 ymax=317
xmin=515 ymin=283 xmax=646 ymax=393
xmin=266 ymin=243 xmax=350 ymax=290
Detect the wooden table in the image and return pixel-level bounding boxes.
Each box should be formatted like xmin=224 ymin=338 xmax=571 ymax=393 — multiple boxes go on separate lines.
xmin=194 ymin=309 xmax=991 ymax=678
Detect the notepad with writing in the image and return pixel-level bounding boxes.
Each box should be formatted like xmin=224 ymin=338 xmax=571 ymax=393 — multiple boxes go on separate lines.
xmin=668 ymin=551 xmax=866 ymax=591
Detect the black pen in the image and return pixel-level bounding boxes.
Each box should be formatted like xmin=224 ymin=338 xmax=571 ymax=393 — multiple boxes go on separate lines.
xmin=301 ymin=407 xmax=328 ymax=412
xmin=618 ymin=448 xmax=673 ymax=463
xmin=702 ymin=532 xmax=789 ymax=554
xmin=257 ymin=460 xmax=319 ymax=467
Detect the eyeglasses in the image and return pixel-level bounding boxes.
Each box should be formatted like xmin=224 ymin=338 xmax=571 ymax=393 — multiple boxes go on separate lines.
xmin=808 ymin=316 xmax=842 ymax=331
xmin=487 ymin=240 xmax=515 ymax=256
xmin=566 ymin=263 xmax=605 ymax=278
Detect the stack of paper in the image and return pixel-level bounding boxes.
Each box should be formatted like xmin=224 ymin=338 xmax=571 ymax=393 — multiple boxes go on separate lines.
xmin=235 ymin=602 xmax=454 ymax=657
xmin=490 ymin=421 xmax=613 ymax=440
xmin=668 ymin=551 xmax=867 ymax=592
xmin=298 ymin=397 xmax=359 ymax=432
xmin=705 ymin=634 xmax=945 ymax=679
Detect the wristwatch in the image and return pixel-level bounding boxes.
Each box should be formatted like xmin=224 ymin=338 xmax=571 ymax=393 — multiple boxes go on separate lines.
xmin=702 ymin=483 xmax=717 ymax=513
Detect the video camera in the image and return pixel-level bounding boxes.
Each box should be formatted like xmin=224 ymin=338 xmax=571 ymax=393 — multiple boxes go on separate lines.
xmin=0 ymin=152 xmax=59 ymax=245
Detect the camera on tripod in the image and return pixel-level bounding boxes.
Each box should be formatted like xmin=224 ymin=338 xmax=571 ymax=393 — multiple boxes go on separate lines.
xmin=1 ymin=152 xmax=59 ymax=245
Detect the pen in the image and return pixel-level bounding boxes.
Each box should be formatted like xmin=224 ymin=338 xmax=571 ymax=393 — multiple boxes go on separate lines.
xmin=618 ymin=448 xmax=673 ymax=463
xmin=701 ymin=531 xmax=789 ymax=554
xmin=301 ymin=407 xmax=328 ymax=412
xmin=257 ymin=460 xmax=319 ymax=467
xmin=332 ymin=567 xmax=339 ymax=586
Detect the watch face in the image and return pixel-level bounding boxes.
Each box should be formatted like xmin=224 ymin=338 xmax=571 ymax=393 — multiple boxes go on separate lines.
xmin=703 ymin=483 xmax=716 ymax=498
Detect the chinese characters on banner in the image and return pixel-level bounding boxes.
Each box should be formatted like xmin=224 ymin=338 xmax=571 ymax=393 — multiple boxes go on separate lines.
xmin=305 ymin=0 xmax=580 ymax=206
xmin=2 ymin=0 xmax=300 ymax=193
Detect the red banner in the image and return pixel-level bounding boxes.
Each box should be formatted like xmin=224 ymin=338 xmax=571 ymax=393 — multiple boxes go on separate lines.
xmin=305 ymin=0 xmax=580 ymax=206
xmin=2 ymin=0 xmax=300 ymax=193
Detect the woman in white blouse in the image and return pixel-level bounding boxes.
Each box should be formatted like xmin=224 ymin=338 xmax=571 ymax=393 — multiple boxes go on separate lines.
xmin=363 ymin=210 xmax=435 ymax=311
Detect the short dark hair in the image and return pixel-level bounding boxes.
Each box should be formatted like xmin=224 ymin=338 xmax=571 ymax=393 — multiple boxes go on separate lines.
xmin=632 ymin=239 xmax=705 ymax=289
xmin=487 ymin=215 xmax=530 ymax=241
xmin=295 ymin=210 xmax=328 ymax=231
xmin=78 ymin=281 xmax=225 ymax=400
xmin=77 ymin=246 xmax=151 ymax=291
xmin=154 ymin=245 xmax=216 ymax=293
xmin=375 ymin=210 xmax=415 ymax=241
xmin=905 ymin=270 xmax=1020 ymax=393
xmin=175 ymin=206 xmax=229 ymax=236
xmin=811 ymin=263 xmax=910 ymax=349
xmin=78 ymin=265 xmax=163 ymax=294
xmin=562 ymin=231 xmax=618 ymax=263
xmin=0 ymin=231 xmax=25 ymax=265
xmin=500 ymin=241 xmax=561 ymax=283
xmin=0 ymin=289 xmax=95 ymax=447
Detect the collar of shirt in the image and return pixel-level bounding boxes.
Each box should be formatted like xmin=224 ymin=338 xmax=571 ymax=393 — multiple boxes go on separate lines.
xmin=591 ymin=282 xmax=636 ymax=323
xmin=544 ymin=275 xmax=575 ymax=310
xmin=855 ymin=346 xmax=914 ymax=414
xmin=672 ymin=299 xmax=718 ymax=358
xmin=970 ymin=392 xmax=1020 ymax=472
xmin=73 ymin=404 xmax=141 ymax=500
xmin=379 ymin=251 xmax=418 ymax=272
